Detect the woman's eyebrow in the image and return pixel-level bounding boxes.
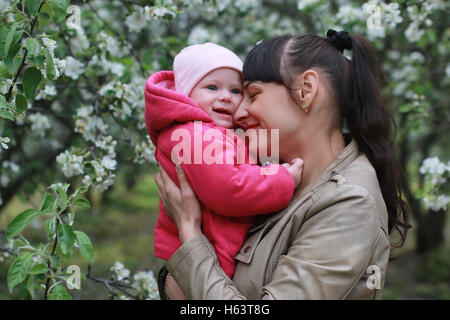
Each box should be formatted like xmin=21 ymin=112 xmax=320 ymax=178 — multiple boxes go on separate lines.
xmin=244 ymin=81 xmax=255 ymax=90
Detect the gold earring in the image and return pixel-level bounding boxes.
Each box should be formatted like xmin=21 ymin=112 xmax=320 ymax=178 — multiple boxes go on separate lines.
xmin=302 ymin=104 xmax=309 ymax=113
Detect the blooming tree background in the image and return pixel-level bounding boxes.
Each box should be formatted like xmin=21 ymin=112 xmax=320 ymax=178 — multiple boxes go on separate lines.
xmin=0 ymin=0 xmax=449 ymax=299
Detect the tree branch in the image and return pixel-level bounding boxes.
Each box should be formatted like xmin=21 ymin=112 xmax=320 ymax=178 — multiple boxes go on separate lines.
xmin=86 ymin=265 xmax=138 ymax=300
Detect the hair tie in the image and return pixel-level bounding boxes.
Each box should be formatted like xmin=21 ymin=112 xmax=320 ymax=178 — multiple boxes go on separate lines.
xmin=326 ymin=29 xmax=353 ymax=60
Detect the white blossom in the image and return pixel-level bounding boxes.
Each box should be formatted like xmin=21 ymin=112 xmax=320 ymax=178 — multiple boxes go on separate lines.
xmin=132 ymin=270 xmax=160 ymax=300
xmin=94 ymin=173 xmax=116 ymax=192
xmin=445 ymin=64 xmax=450 ymax=78
xmin=150 ymin=5 xmax=177 ymax=19
xmin=423 ymin=195 xmax=450 ymax=212
xmin=125 ymin=7 xmax=150 ymax=33
xmin=1 ymin=161 xmax=20 ymax=187
xmin=297 ymin=0 xmax=320 ymax=11
xmin=419 ymin=157 xmax=448 ymax=185
xmin=0 ymin=136 xmax=10 ymax=149
xmin=110 ymin=261 xmax=130 ymax=282
xmin=42 ymin=37 xmax=57 ymax=55
xmin=36 ymin=84 xmax=57 ymax=100
xmin=70 ymin=26 xmax=90 ymax=55
xmin=187 ymin=25 xmax=220 ymax=45
xmin=101 ymin=156 xmax=117 ymax=171
xmin=75 ymin=115 xmax=108 ymax=142
xmin=64 ymin=56 xmax=85 ymax=80
xmin=336 ymin=5 xmax=364 ymax=25
xmin=56 ymin=150 xmax=84 ymax=177
xmin=76 ymin=105 xmax=94 ymax=118
xmin=94 ymin=135 xmax=117 ymax=156
xmin=28 ymin=113 xmax=51 ymax=135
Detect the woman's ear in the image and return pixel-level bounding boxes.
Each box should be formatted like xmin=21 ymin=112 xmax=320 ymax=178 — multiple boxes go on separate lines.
xmin=296 ymin=69 xmax=319 ymax=112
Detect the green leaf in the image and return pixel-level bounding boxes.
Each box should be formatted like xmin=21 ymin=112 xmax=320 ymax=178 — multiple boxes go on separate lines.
xmin=19 ymin=275 xmax=35 ymax=300
xmin=73 ymin=198 xmax=91 ymax=209
xmin=74 ymin=231 xmax=94 ymax=262
xmin=27 ymin=0 xmax=42 ymax=17
xmin=28 ymin=54 xmax=45 ymax=68
xmin=38 ymin=2 xmax=53 ymax=27
xmin=7 ymin=252 xmax=33 ymax=293
xmin=13 ymin=12 xmax=29 ymax=24
xmin=56 ymin=184 xmax=68 ymax=209
xmin=28 ymin=264 xmax=48 ymax=275
xmin=4 ymin=22 xmax=17 ymax=56
xmin=25 ymin=38 xmax=38 ymax=57
xmin=48 ymin=284 xmax=72 ymax=300
xmin=48 ymin=254 xmax=59 ymax=268
xmin=6 ymin=208 xmax=40 ymax=240
xmin=0 ymin=108 xmax=14 ymax=121
xmin=22 ymin=67 xmax=42 ymax=100
xmin=0 ymin=94 xmax=14 ymax=121
xmin=0 ymin=62 xmax=10 ymax=79
xmin=45 ymin=217 xmax=57 ymax=240
xmin=44 ymin=48 xmax=56 ymax=80
xmin=40 ymin=193 xmax=55 ymax=214
xmin=58 ymin=224 xmax=76 ymax=255
xmin=5 ymin=42 xmax=22 ymax=75
xmin=15 ymin=93 xmax=27 ymax=113
xmin=49 ymin=0 xmax=69 ymax=23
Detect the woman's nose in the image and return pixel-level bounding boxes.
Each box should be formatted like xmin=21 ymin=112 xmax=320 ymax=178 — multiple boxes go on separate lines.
xmin=233 ymin=98 xmax=250 ymax=124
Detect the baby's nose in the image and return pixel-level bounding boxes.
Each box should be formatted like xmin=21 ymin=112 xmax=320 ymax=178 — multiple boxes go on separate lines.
xmin=219 ymin=89 xmax=232 ymax=101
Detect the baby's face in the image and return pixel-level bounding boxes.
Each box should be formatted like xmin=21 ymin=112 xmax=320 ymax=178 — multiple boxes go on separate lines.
xmin=189 ymin=68 xmax=243 ymax=129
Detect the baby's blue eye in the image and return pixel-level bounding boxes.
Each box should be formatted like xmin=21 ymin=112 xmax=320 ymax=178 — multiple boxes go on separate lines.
xmin=231 ymin=88 xmax=242 ymax=94
xmin=207 ymin=85 xmax=218 ymax=91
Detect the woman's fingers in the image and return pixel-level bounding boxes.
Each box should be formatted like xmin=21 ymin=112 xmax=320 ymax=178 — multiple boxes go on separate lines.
xmin=158 ymin=163 xmax=172 ymax=186
xmin=175 ymin=164 xmax=188 ymax=189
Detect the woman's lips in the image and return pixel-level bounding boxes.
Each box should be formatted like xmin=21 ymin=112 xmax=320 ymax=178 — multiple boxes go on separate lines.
xmin=236 ymin=123 xmax=259 ymax=131
xmin=246 ymin=124 xmax=259 ymax=129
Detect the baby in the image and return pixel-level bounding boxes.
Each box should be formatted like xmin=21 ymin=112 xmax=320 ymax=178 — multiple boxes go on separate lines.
xmin=144 ymin=43 xmax=303 ymax=279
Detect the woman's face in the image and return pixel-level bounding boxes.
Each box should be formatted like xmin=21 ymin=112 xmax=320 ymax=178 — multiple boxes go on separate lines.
xmin=233 ymin=81 xmax=304 ymax=161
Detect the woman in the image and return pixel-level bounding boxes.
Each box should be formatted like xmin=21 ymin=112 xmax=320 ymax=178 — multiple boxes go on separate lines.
xmin=154 ymin=30 xmax=410 ymax=299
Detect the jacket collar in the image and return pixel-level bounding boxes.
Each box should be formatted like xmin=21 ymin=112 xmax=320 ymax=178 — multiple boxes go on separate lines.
xmin=295 ymin=136 xmax=359 ymax=199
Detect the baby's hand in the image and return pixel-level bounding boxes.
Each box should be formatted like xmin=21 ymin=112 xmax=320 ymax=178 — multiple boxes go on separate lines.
xmin=282 ymin=158 xmax=304 ymax=189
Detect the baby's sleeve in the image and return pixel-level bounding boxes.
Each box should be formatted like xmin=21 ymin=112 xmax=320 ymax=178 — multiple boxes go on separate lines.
xmin=168 ymin=124 xmax=295 ymax=217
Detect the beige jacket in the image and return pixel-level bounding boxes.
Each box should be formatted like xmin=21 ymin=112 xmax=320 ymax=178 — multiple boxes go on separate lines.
xmin=166 ymin=139 xmax=391 ymax=299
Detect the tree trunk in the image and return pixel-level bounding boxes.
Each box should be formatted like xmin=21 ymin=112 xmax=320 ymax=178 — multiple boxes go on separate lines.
xmin=416 ymin=209 xmax=446 ymax=253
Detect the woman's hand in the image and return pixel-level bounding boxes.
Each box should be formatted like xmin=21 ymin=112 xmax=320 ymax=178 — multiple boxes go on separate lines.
xmin=154 ymin=164 xmax=202 ymax=243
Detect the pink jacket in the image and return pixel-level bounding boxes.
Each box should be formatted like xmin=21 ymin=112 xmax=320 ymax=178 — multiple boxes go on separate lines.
xmin=144 ymin=71 xmax=295 ymax=277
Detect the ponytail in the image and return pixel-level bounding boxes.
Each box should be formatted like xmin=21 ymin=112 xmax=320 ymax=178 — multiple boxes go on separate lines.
xmin=347 ymin=35 xmax=410 ymax=247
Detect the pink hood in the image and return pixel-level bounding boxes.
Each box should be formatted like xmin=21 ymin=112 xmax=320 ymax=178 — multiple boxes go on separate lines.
xmin=144 ymin=70 xmax=213 ymax=146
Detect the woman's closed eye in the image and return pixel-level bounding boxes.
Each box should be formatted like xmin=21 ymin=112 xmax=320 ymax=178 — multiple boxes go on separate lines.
xmin=248 ymin=91 xmax=259 ymax=101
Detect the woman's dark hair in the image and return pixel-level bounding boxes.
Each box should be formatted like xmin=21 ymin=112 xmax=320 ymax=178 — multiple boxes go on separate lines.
xmin=244 ymin=33 xmax=410 ymax=248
